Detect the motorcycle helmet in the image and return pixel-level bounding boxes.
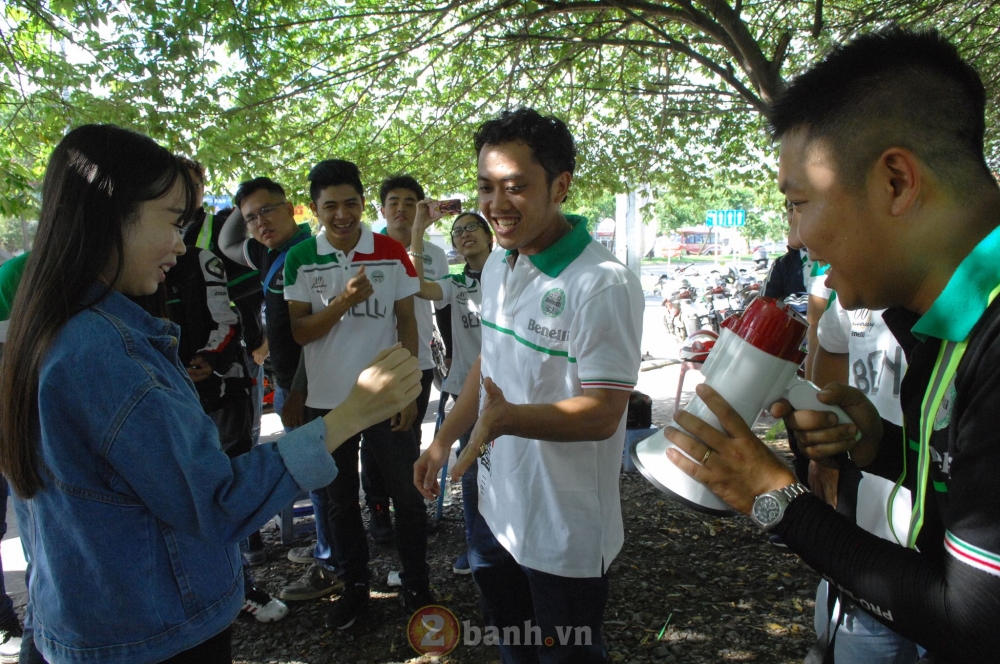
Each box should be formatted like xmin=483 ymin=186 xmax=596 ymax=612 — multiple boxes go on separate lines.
xmin=679 ymin=329 xmax=719 ymax=363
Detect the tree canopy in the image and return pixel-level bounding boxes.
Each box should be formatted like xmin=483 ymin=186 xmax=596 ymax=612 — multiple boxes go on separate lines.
xmin=3 ymin=0 xmax=999 ymax=224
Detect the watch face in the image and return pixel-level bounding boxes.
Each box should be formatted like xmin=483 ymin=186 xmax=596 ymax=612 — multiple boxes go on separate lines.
xmin=753 ymin=495 xmax=782 ymax=526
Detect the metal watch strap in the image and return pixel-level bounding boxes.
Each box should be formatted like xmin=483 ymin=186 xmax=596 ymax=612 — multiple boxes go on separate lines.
xmin=777 ymin=483 xmax=810 ymax=503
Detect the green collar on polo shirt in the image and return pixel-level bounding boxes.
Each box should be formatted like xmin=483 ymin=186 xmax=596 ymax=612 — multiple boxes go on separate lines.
xmin=505 ymin=214 xmax=591 ymax=278
xmin=912 ymin=223 xmax=1000 ymax=342
xmin=271 ymin=223 xmax=313 ymax=254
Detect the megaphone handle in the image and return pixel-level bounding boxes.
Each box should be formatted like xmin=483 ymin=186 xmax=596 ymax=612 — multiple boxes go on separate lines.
xmin=784 ymin=376 xmax=861 ymax=441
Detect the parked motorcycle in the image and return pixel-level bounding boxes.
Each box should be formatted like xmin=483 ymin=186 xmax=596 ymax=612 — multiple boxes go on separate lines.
xmin=662 ymin=280 xmax=701 ymax=341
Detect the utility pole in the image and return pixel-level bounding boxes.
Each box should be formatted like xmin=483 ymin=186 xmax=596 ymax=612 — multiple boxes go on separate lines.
xmin=19 ymin=215 xmax=31 ymax=252
xmin=615 ymin=191 xmax=646 ymax=277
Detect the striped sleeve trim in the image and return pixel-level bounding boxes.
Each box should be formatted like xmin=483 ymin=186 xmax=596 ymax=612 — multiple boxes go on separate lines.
xmin=580 ymin=378 xmax=636 ymax=390
xmin=945 ymin=531 xmax=1000 ymax=577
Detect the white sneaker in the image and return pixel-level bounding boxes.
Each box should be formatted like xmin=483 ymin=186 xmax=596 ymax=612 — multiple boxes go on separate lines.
xmin=241 ymin=588 xmax=289 ymax=623
xmin=0 ymin=618 xmax=22 ymax=664
xmin=387 ymin=570 xmax=402 ymax=587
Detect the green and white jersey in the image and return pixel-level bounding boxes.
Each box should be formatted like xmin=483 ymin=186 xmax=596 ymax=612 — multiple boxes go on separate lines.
xmin=284 ymin=224 xmax=419 ymax=410
xmin=434 ymin=272 xmax=483 ymax=395
xmin=817 ymin=295 xmax=912 ymax=544
xmin=414 ymin=241 xmax=449 ymax=371
xmin=477 ymin=216 xmax=644 ymax=578
xmin=0 ymin=253 xmax=29 ymax=344
xmin=804 ymin=250 xmax=832 ymax=300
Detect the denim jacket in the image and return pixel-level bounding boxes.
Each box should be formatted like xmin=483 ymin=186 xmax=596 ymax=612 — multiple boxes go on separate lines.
xmin=18 ymin=288 xmax=337 ymax=663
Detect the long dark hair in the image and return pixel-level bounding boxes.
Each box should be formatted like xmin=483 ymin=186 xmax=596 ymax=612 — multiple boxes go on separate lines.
xmin=0 ymin=124 xmax=194 ymax=497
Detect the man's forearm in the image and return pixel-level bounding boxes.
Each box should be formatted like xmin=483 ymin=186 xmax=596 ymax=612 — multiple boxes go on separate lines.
xmin=291 ymin=297 xmax=353 ymax=346
xmin=218 ymin=208 xmax=250 ymax=266
xmin=290 ymin=351 xmax=308 ymax=393
xmin=411 ymin=226 xmax=444 ymax=301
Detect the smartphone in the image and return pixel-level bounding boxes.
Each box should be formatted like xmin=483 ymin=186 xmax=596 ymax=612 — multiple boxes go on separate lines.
xmin=436 ymin=199 xmax=462 ymax=215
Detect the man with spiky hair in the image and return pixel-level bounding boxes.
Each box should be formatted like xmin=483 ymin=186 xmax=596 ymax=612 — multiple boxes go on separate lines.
xmin=665 ymin=29 xmax=1000 ymax=663
xmin=284 ymin=159 xmax=432 ymax=630
xmin=416 ymin=108 xmax=644 ymax=663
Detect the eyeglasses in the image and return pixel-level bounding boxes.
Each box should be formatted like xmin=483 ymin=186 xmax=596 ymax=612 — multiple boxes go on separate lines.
xmin=450 ymin=222 xmax=482 ymax=238
xmin=244 ymin=202 xmax=285 ymax=226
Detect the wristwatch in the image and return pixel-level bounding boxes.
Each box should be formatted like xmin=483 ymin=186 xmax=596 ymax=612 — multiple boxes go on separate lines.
xmin=751 ymin=483 xmax=810 ymax=531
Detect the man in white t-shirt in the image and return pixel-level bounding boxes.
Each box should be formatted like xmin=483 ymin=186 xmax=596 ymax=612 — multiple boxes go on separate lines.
xmin=810 ymin=297 xmax=917 ymax=664
xmin=415 ymin=108 xmax=644 ymax=663
xmin=284 ymin=159 xmax=432 ymax=630
xmin=359 ymin=175 xmax=450 ymax=545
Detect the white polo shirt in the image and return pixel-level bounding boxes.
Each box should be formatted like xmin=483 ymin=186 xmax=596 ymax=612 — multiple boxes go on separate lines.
xmin=284 ymin=224 xmax=419 ymax=410
xmin=476 ymin=215 xmax=644 ymax=578
xmin=435 ymin=271 xmax=484 ymax=395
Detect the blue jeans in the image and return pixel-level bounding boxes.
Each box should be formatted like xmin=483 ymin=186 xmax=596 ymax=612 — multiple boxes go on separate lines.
xmin=307 ymin=409 xmax=428 ymax=589
xmin=815 ymin=580 xmax=920 ymax=664
xmin=469 ymin=512 xmax=609 ymax=664
xmin=272 ymin=385 xmax=293 ymax=434
xmin=12 ymin=493 xmax=47 ymax=664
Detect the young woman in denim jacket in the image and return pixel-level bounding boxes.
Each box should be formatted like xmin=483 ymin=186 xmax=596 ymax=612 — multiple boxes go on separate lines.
xmin=0 ymin=124 xmax=422 ymax=663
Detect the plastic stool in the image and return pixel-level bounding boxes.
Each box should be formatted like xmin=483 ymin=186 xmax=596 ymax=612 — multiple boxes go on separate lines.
xmin=277 ymin=491 xmax=315 ymax=546
xmin=673 ymin=361 xmax=704 ymax=414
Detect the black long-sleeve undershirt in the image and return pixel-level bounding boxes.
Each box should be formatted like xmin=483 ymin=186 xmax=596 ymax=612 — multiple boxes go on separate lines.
xmin=771 ymin=301 xmax=1000 ymax=663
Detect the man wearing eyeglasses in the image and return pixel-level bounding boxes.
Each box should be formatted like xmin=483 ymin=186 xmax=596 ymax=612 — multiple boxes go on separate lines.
xmin=220 ymin=178 xmax=313 ymax=433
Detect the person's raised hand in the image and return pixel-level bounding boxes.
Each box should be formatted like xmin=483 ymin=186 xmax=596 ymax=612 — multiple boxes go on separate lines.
xmin=344 ymin=344 xmax=422 ymax=430
xmin=339 ymin=266 xmax=374 ymax=309
xmin=770 ymin=382 xmax=881 ymax=467
xmin=450 ymin=377 xmax=513 ymax=482
xmin=665 ymin=383 xmax=797 ymax=514
xmin=414 ymin=200 xmax=441 ymax=236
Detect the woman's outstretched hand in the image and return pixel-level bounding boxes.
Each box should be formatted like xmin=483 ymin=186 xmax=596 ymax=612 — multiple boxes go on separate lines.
xmin=351 ymin=344 xmax=422 ymax=425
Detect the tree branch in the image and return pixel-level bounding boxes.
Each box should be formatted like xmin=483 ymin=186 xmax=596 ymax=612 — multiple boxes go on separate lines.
xmin=496 ymin=32 xmax=766 ymax=112
xmin=813 ymin=0 xmax=824 ymax=38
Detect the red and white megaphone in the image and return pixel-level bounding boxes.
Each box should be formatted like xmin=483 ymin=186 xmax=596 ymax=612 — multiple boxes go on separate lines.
xmin=631 ymin=297 xmax=854 ymax=515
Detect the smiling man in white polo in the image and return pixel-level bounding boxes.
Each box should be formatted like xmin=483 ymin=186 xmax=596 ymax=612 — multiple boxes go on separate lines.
xmin=415 ymin=108 xmax=644 ymax=663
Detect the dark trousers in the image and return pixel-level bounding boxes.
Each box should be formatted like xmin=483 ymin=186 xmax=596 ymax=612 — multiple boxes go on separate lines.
xmin=160 ymin=626 xmax=232 ymax=663
xmin=469 ymin=512 xmax=610 ymax=664
xmin=306 ymin=409 xmax=429 ymax=589
xmin=361 ymin=369 xmax=434 ymax=509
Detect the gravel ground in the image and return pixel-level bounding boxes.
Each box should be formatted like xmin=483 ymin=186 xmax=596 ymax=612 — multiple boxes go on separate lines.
xmin=233 ymin=415 xmax=820 ymax=664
